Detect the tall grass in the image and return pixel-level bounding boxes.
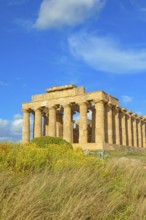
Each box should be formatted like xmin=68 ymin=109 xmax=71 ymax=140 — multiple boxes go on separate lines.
xmin=1 ymin=164 xmax=146 ymax=219
xmin=1 ymin=140 xmax=146 ymax=219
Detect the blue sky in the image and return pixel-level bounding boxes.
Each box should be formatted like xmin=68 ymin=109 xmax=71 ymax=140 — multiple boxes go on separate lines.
xmin=0 ymin=0 xmax=146 ymax=141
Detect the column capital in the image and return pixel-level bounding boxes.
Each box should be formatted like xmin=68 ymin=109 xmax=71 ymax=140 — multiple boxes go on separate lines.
xmin=22 ymin=109 xmax=30 ymax=113
xmin=94 ymin=99 xmax=105 ymax=105
xmin=107 ymin=102 xmax=114 ymax=110
xmin=138 ymin=116 xmax=143 ymax=119
xmin=78 ymin=101 xmax=87 ymax=107
xmin=63 ymin=103 xmax=71 ymax=108
xmin=142 ymin=118 xmax=146 ymax=123
xmin=132 ymin=113 xmax=138 ymax=119
xmin=120 ymin=108 xmax=127 ymax=117
xmin=126 ymin=111 xmax=133 ymax=118
xmin=34 ymin=108 xmax=42 ymax=112
xmin=115 ymin=105 xmax=120 ymax=113
xmin=121 ymin=108 xmax=127 ymax=113
xmin=48 ymin=105 xmax=57 ymax=110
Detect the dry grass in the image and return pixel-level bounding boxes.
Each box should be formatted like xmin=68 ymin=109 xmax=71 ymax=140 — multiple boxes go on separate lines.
xmin=1 ymin=162 xmax=146 ymax=220
xmin=1 ymin=140 xmax=146 ymax=219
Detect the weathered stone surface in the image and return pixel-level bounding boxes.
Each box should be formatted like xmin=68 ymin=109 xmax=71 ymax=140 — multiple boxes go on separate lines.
xmin=22 ymin=85 xmax=146 ymax=150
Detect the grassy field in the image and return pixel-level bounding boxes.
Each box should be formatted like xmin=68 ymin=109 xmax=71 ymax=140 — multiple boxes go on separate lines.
xmin=1 ymin=138 xmax=146 ymax=220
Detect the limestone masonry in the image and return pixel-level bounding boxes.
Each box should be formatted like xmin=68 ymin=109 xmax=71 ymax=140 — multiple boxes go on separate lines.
xmin=22 ymin=85 xmax=146 ymax=150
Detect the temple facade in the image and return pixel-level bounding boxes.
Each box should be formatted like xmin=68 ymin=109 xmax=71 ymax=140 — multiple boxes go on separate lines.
xmin=22 ymin=85 xmax=146 ymax=150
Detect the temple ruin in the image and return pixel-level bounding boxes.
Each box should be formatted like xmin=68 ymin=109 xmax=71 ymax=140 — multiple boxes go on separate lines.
xmin=22 ymin=85 xmax=146 ymax=150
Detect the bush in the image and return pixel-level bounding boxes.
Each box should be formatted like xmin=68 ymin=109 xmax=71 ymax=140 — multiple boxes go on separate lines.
xmin=31 ymin=136 xmax=73 ymax=149
xmin=0 ymin=141 xmax=101 ymax=173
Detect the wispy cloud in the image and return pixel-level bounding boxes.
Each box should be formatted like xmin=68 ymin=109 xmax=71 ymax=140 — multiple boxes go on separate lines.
xmin=121 ymin=95 xmax=133 ymax=104
xmin=68 ymin=32 xmax=146 ymax=74
xmin=0 ymin=81 xmax=9 ymax=87
xmin=8 ymin=0 xmax=30 ymax=6
xmin=34 ymin=0 xmax=105 ymax=29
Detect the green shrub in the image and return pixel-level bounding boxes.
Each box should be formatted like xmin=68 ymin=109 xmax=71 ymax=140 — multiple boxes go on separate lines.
xmin=31 ymin=136 xmax=73 ymax=149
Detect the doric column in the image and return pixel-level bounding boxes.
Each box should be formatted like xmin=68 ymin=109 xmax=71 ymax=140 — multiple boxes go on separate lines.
xmin=22 ymin=109 xmax=30 ymax=143
xmin=43 ymin=114 xmax=48 ymax=136
xmin=107 ymin=103 xmax=113 ymax=144
xmin=56 ymin=112 xmax=63 ymax=138
xmin=95 ymin=100 xmax=105 ymax=146
xmin=121 ymin=108 xmax=127 ymax=146
xmin=34 ymin=108 xmax=42 ymax=138
xmin=63 ymin=104 xmax=72 ymax=143
xmin=79 ymin=102 xmax=88 ymax=144
xmin=32 ymin=112 xmax=35 ymax=139
xmin=133 ymin=114 xmax=138 ymax=147
xmin=115 ymin=106 xmax=120 ymax=145
xmin=142 ymin=119 xmax=146 ymax=148
xmin=92 ymin=108 xmax=95 ymax=142
xmin=48 ymin=106 xmax=56 ymax=137
xmin=127 ymin=112 xmax=133 ymax=146
xmin=138 ymin=117 xmax=142 ymax=147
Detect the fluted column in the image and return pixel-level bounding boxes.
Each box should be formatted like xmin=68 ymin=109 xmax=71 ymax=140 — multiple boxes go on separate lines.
xmin=95 ymin=100 xmax=105 ymax=146
xmin=63 ymin=104 xmax=72 ymax=143
xmin=92 ymin=108 xmax=95 ymax=142
xmin=48 ymin=106 xmax=56 ymax=137
xmin=32 ymin=112 xmax=35 ymax=139
xmin=138 ymin=118 xmax=142 ymax=147
xmin=56 ymin=112 xmax=63 ymax=138
xmin=127 ymin=112 xmax=132 ymax=146
xmin=43 ymin=114 xmax=48 ymax=136
xmin=142 ymin=120 xmax=146 ymax=148
xmin=121 ymin=109 xmax=127 ymax=146
xmin=107 ymin=103 xmax=113 ymax=144
xmin=22 ymin=110 xmax=30 ymax=143
xmin=133 ymin=115 xmax=138 ymax=147
xmin=34 ymin=108 xmax=42 ymax=138
xmin=115 ymin=106 xmax=120 ymax=145
xmin=79 ymin=102 xmax=88 ymax=143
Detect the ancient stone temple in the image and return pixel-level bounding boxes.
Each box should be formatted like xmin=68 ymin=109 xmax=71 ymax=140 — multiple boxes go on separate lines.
xmin=22 ymin=85 xmax=146 ymax=150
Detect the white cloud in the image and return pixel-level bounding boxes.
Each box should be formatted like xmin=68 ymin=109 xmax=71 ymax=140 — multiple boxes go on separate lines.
xmin=11 ymin=117 xmax=23 ymax=136
xmin=0 ymin=114 xmax=23 ymax=142
xmin=68 ymin=32 xmax=146 ymax=74
xmin=121 ymin=95 xmax=133 ymax=104
xmin=34 ymin=0 xmax=105 ymax=29
xmin=0 ymin=114 xmax=34 ymax=142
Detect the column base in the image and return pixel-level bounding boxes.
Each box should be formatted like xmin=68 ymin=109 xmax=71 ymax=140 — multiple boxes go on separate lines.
xmin=72 ymin=143 xmax=104 ymax=150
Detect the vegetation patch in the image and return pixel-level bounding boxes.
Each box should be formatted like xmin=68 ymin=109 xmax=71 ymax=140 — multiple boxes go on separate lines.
xmin=1 ymin=139 xmax=146 ymax=219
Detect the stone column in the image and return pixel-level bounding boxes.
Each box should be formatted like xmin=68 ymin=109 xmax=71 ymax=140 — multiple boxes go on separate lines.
xmin=142 ymin=120 xmax=146 ymax=148
xmin=138 ymin=118 xmax=142 ymax=147
xmin=127 ymin=112 xmax=133 ymax=147
xmin=22 ymin=110 xmax=30 ymax=143
xmin=43 ymin=114 xmax=48 ymax=136
xmin=32 ymin=112 xmax=35 ymax=139
xmin=95 ymin=100 xmax=105 ymax=147
xmin=121 ymin=109 xmax=127 ymax=146
xmin=56 ymin=112 xmax=63 ymax=138
xmin=133 ymin=115 xmax=138 ymax=147
xmin=107 ymin=103 xmax=113 ymax=144
xmin=115 ymin=106 xmax=120 ymax=146
xmin=48 ymin=106 xmax=56 ymax=137
xmin=92 ymin=108 xmax=95 ymax=142
xmin=79 ymin=102 xmax=88 ymax=143
xmin=34 ymin=108 xmax=42 ymax=138
xmin=63 ymin=104 xmax=72 ymax=143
